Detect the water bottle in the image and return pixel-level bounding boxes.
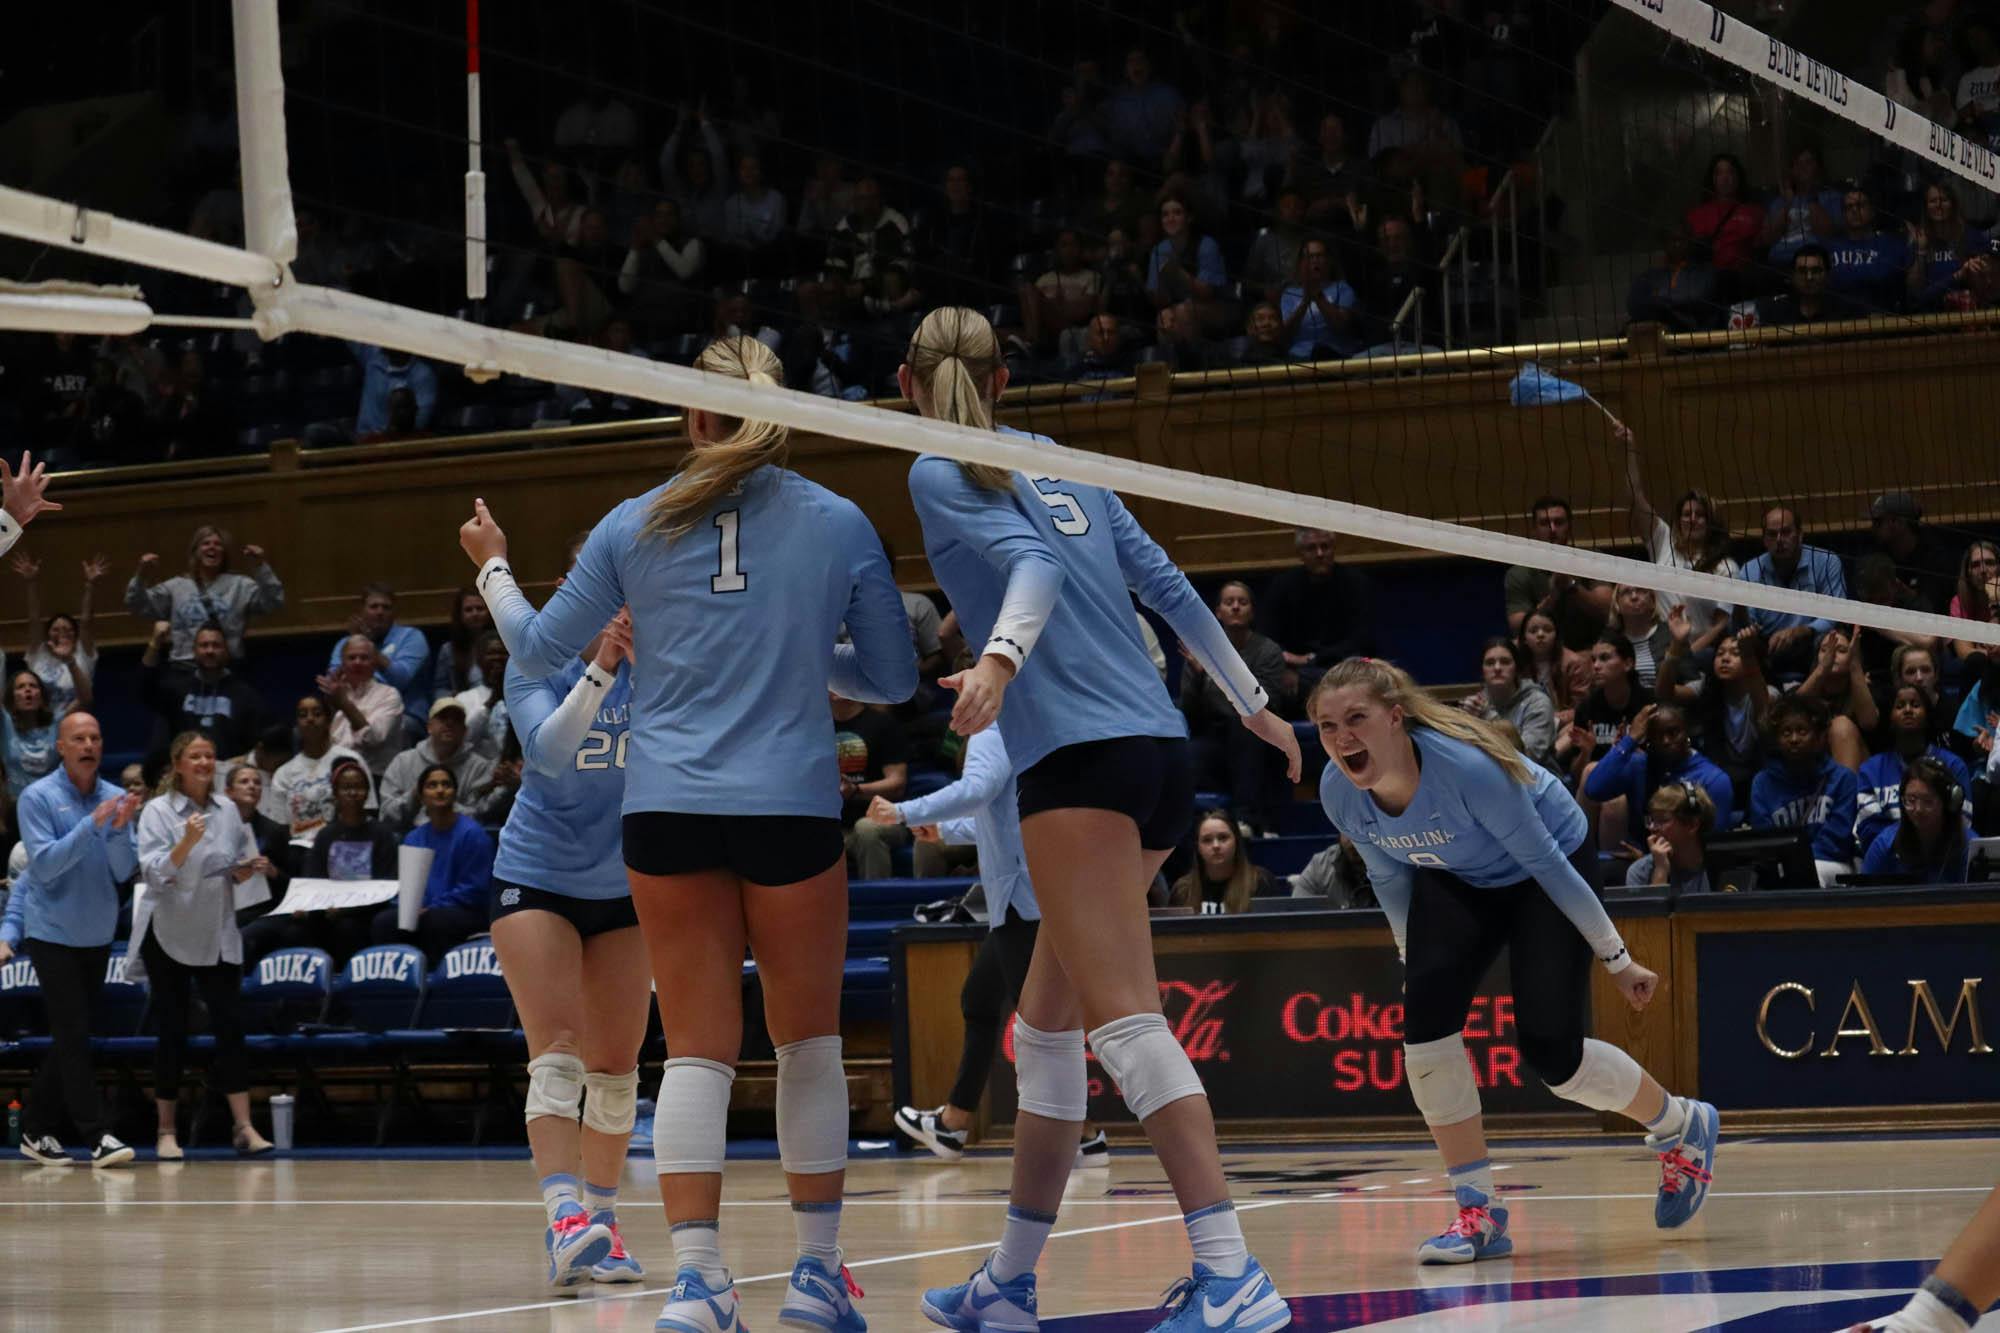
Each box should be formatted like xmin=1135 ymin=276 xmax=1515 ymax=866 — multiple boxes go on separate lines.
xmin=269 ymin=1094 xmax=295 ymax=1152
xmin=6 ymin=1099 xmax=20 ymax=1148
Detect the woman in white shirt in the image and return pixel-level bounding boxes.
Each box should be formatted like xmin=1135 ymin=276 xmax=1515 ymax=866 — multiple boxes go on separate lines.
xmin=11 ymin=552 xmax=105 ymax=719
xmin=1621 ymin=424 xmax=1738 ymax=654
xmin=135 ymin=732 xmax=276 ymax=1160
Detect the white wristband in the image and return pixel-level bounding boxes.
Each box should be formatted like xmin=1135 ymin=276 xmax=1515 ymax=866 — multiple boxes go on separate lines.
xmin=581 ymin=664 xmax=612 ymax=691
xmin=475 ymin=555 xmax=514 ymax=598
xmin=1599 ymin=944 xmax=1634 ymax=975
xmin=982 ymin=638 xmax=1026 ymax=673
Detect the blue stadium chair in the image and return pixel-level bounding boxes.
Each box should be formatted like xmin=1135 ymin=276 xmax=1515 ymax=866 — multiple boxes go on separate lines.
xmin=408 ymin=940 xmax=512 ymax=1031
xmin=842 ymin=958 xmax=894 ymax=1027
xmin=379 ymin=941 xmax=515 ymax=1144
xmin=239 ymin=947 xmax=333 ymax=1034
xmin=0 ymin=951 xmax=44 ymax=1054
xmin=1247 ymin=834 xmax=1336 ymax=878
xmin=333 ymin=944 xmax=427 ymax=1032
xmin=93 ymin=945 xmax=150 ymax=1044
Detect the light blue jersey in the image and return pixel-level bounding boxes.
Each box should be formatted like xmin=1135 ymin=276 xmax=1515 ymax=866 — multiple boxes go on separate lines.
xmin=484 ymin=464 xmax=915 ymax=819
xmin=493 ymin=658 xmax=633 ymax=900
xmin=896 ymin=728 xmax=1035 ymax=923
xmin=908 ymin=438 xmax=1266 ymax=774
xmin=1318 ymin=728 xmax=1621 ymax=961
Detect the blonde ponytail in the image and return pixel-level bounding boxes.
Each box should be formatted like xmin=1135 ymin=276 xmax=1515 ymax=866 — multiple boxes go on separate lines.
xmin=646 ymin=336 xmax=790 ymax=541
xmin=1308 ymin=657 xmax=1535 ymax=785
xmin=904 ymin=305 xmax=1013 ymax=492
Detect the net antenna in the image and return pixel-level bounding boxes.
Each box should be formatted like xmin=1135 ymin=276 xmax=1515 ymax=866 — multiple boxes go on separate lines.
xmin=0 ymin=0 xmax=1990 ymax=649
xmin=464 ymin=0 xmax=487 ymax=306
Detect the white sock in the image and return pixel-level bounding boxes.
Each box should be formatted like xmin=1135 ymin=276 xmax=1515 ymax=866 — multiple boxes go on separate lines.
xmin=581 ymin=1179 xmax=618 ymax=1216
xmin=1645 ymin=1095 xmax=1690 ymax=1141
xmin=793 ymin=1200 xmax=842 ymax=1268
xmin=1184 ymin=1200 xmax=1250 ymax=1279
xmin=539 ymin=1172 xmax=581 ymax=1225
xmin=671 ymin=1219 xmax=729 ymax=1288
xmin=989 ymin=1204 xmax=1056 ymax=1282
xmin=1875 ymin=1286 xmax=1973 ymax=1333
xmin=1447 ymin=1157 xmax=1496 ymax=1205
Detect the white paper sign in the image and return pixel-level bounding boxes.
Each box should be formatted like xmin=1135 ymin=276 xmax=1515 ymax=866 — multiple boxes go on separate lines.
xmin=270 ymin=878 xmax=400 ymax=915
xmin=233 ymin=871 xmax=273 ymax=912
xmin=397 ymin=845 xmax=435 ymax=931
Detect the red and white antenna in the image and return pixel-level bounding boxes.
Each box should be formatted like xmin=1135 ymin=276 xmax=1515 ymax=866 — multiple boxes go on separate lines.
xmin=464 ymin=0 xmax=486 ymax=302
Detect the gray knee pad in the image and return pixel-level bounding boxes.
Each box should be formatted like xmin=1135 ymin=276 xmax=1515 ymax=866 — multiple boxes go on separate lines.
xmin=1013 ymin=1019 xmax=1087 ymax=1122
xmin=1547 ymin=1037 xmax=1643 ymax=1113
xmin=582 ymin=1067 xmax=639 ymax=1135
xmin=1087 ymin=1012 xmax=1204 ymax=1121
xmin=524 ymin=1051 xmax=585 ymax=1125
xmin=775 ymin=1035 xmax=847 ymax=1175
xmin=654 ymin=1056 xmax=734 ymax=1175
xmin=1403 ymin=1033 xmax=1483 ymax=1127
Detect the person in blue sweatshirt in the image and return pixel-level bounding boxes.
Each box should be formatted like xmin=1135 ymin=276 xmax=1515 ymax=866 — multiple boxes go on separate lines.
xmin=1749 ymin=694 xmax=1860 ymax=884
xmin=1312 ymin=657 xmax=1718 ymax=1269
xmin=1581 ymin=702 xmax=1735 ymax=847
xmin=1856 ymin=685 xmax=1971 ymax=851
xmin=368 ymin=765 xmax=492 ymax=962
xmin=1859 ymin=757 xmax=1970 ymax=884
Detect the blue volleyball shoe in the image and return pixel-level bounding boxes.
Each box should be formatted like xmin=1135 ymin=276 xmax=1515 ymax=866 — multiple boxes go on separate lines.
xmin=544 ymin=1205 xmax=613 ymax=1292
xmin=1146 ymin=1259 xmax=1291 ymax=1332
xmin=1415 ymin=1183 xmax=1513 ymax=1264
xmin=777 ymin=1254 xmax=865 ymax=1331
xmin=655 ymin=1267 xmax=746 ymax=1333
xmin=921 ymin=1257 xmax=1039 ymax=1331
xmin=1648 ymin=1098 xmax=1719 ymax=1229
xmin=589 ymin=1209 xmax=645 ymax=1283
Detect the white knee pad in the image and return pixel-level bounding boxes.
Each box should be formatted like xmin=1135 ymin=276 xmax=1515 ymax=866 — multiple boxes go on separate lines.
xmin=1087 ymin=1012 xmax=1204 ymax=1121
xmin=1548 ymin=1037 xmax=1644 ymax=1113
xmin=1013 ymin=1019 xmax=1087 ymax=1122
xmin=582 ymin=1067 xmax=639 ymax=1135
xmin=524 ymin=1051 xmax=585 ymax=1124
xmin=654 ymin=1056 xmax=735 ymax=1175
xmin=1403 ymin=1034 xmax=1483 ymax=1127
xmin=775 ymin=1035 xmax=848 ymax=1175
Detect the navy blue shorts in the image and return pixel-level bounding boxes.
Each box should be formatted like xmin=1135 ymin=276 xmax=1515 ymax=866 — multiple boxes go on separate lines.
xmin=1016 ymin=736 xmax=1195 ymax=852
xmin=621 ymin=812 xmax=844 ymax=886
xmin=489 ymin=879 xmax=639 ymax=938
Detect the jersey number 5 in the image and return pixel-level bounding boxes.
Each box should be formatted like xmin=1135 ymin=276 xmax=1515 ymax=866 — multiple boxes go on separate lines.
xmin=712 ymin=510 xmax=748 ymax=594
xmin=1029 ymin=477 xmax=1090 ymax=537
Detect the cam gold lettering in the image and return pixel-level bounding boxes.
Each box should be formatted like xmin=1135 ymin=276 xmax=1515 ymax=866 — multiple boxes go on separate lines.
xmin=1821 ymin=980 xmax=1892 ymax=1058
xmin=1756 ymin=981 xmax=1815 ymax=1059
xmin=1900 ymin=978 xmax=1995 ymax=1056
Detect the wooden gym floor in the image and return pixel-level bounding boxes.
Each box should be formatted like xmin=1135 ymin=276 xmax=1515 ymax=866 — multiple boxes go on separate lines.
xmin=3 ymin=1136 xmax=1996 ymax=1331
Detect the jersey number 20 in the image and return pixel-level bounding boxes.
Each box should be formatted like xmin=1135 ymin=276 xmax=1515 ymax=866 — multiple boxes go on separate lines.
xmin=712 ymin=510 xmax=747 ymax=593
xmin=1029 ymin=478 xmax=1090 ymax=537
xmin=577 ymin=730 xmax=629 ymax=771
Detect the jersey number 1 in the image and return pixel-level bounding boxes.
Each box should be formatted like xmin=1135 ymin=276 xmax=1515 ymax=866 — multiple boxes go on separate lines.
xmin=712 ymin=509 xmax=747 ymax=593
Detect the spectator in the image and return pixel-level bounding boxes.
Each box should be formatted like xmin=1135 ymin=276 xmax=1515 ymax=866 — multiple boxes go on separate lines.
xmin=1889 ymin=643 xmax=1942 ymax=706
xmin=1169 ymin=811 xmax=1276 ymax=914
xmin=138 ymin=621 xmax=265 ymax=767
xmin=1503 ymin=496 xmax=1613 ymax=652
xmin=1286 ymin=834 xmax=1377 ymax=907
xmin=1909 ymin=180 xmax=1989 ymax=310
xmin=720 ymin=153 xmax=787 ymax=277
xmin=1075 ymin=159 xmax=1144 ymax=258
xmin=599 ymin=156 xmax=654 ymax=243
xmin=1565 ymin=635 xmax=1654 ymax=773
xmin=1584 ymin=701 xmax=1736 ymax=846
xmin=554 ymin=90 xmax=637 ymax=160
xmin=710 ymin=291 xmax=785 ymax=358
xmin=1237 ymin=302 xmax=1291 ymax=365
xmin=243 ymin=758 xmax=390 ymax=967
xmin=1627 ymin=223 xmax=1721 ymax=332
xmin=73 ymin=354 xmax=150 ymax=463
xmin=431 ymin=587 xmax=491 ymax=700
xmin=1146 ymin=196 xmax=1227 ymax=332
xmin=1828 ymin=187 xmax=1914 ymax=312
xmin=504 ymin=138 xmax=585 ymax=248
xmin=370 ymin=765 xmax=493 ymax=961
xmin=1758 ymin=145 xmax=1842 ymax=269
xmin=1609 ymin=585 xmax=1674 ymax=690
xmin=0 ymin=669 xmax=58 ymax=804
xmin=1888 ymin=21 xmax=1959 ymax=124
xmin=1290 ymin=113 xmax=1361 ymax=231
xmin=454 ymin=631 xmax=513 ymax=759
xmin=119 ymin=763 xmax=147 ymax=801
xmin=1950 ymin=540 xmax=2000 ymax=661
xmin=28 ymin=333 xmax=94 ymax=451
xmin=1049 ymin=57 xmax=1111 ymax=169
xmin=1236 ymin=91 xmax=1299 ymax=202
xmin=836 ymin=692 xmax=909 ymax=879
xmin=134 ymin=732 xmax=275 ymax=1159
xmin=1685 ymin=153 xmax=1762 ymax=298
xmin=1152 ymin=302 xmax=1226 ymax=372
xmin=1957 ymin=19 xmax=2000 ymax=141
xmin=1755 ymin=244 xmax=1851 ymax=327
xmin=125 ymin=524 xmax=284 ymax=663
xmin=545 ymin=207 xmax=621 ymax=340
xmin=327 ymin=583 xmax=432 ymax=740
xmin=1517 ymin=608 xmax=1589 ymax=721
xmin=1259 ymin=528 xmax=1374 ymax=696
xmin=319 ymin=633 xmax=406 ymax=777
xmin=1064 ymin=311 xmax=1137 ymax=380
xmin=1181 ymin=581 xmax=1290 ymax=835
xmin=1243 ymin=188 xmax=1309 ymax=304
xmin=154 ymin=349 xmax=229 ymax=461
xmin=351 ymin=345 xmax=439 ymax=439
xmin=814 ymin=177 xmax=917 ymax=327
xmin=1868 ymin=491 xmax=1960 ymax=614
xmin=658 ymin=104 xmax=728 ymax=240
xmin=1277 ymin=237 xmax=1361 ymax=359
xmin=225 ymin=761 xmax=291 ymax=903
xmin=1690 ymin=628 xmax=1777 ymax=801
xmin=1021 ymin=229 xmax=1101 ymax=355
xmin=1858 ymin=684 xmax=1970 ymax=848
xmin=1366 ymin=71 xmax=1464 ymax=182
xmin=1793 ymin=626 xmax=1878 ymax=770
xmin=12 ymin=553 xmax=104 ymax=720
xmin=1103 ymin=49 xmax=1183 ymax=164
xmin=618 ymin=199 xmax=706 ymax=339
xmin=1860 ymin=757 xmax=1970 ymax=883
xmin=1620 ymin=426 xmax=1736 ymax=654
xmin=1097 ymin=221 xmax=1156 ymax=326
xmin=1750 ymin=694 xmax=1861 ymax=884
xmin=914 ymin=165 xmax=1003 ymax=310
xmin=1459 ymin=636 xmax=1557 ymax=771
xmin=1738 ymin=506 xmax=1847 ymax=675
xmin=376 ymin=699 xmax=512 ymax=830
xmin=1853 ymin=554 xmax=1942 ymax=688
xmin=7 ymin=712 xmax=141 ymax=1168
xmin=264 ymin=695 xmax=373 ymax=845
xmin=1624 ymin=783 xmax=1716 ymax=895
xmin=794 ymin=154 xmax=854 ymax=241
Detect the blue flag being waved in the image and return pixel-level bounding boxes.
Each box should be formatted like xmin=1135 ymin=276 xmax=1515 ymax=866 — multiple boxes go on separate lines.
xmin=1508 ymin=361 xmax=1592 ymax=407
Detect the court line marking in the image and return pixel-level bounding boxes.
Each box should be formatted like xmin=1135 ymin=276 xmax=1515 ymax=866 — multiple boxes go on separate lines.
xmin=309 ymin=1201 xmax=1295 ymax=1332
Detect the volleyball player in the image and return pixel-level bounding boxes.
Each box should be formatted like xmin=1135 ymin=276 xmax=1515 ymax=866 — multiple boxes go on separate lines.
xmin=1853 ymin=1184 xmax=2000 ymax=1330
xmin=902 ymin=307 xmax=1299 ymax=1333
xmin=461 ymin=336 xmax=915 ymax=1333
xmin=487 ymin=570 xmax=647 ymax=1291
xmin=1310 ymin=658 xmax=1718 ymax=1264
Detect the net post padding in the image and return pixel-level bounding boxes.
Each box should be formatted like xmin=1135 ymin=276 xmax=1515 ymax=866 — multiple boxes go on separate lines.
xmin=0 ymin=184 xmax=281 ymax=292
xmin=254 ymin=278 xmax=1998 ymax=648
xmin=230 ymin=0 xmax=297 ymax=264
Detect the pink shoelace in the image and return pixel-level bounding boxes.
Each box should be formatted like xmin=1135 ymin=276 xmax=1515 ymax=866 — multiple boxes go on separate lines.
xmin=840 ymin=1267 xmax=864 ymax=1299
xmin=1443 ymin=1204 xmax=1496 ymax=1239
xmin=603 ymin=1221 xmax=629 ymax=1260
xmin=1657 ymin=1147 xmax=1713 ymax=1196
xmin=553 ymin=1212 xmax=595 ymax=1242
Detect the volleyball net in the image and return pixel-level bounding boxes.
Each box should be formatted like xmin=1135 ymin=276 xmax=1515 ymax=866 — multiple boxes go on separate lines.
xmin=0 ymin=0 xmax=1995 ymax=650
